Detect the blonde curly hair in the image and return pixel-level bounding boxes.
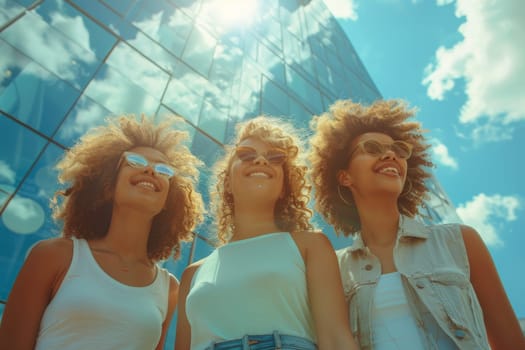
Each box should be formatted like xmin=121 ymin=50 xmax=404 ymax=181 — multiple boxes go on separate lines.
xmin=52 ymin=115 xmax=204 ymax=261
xmin=309 ymin=99 xmax=433 ymax=236
xmin=211 ymin=116 xmax=313 ymax=244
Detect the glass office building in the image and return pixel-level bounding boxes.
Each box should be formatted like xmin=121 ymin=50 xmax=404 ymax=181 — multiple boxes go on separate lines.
xmin=0 ymin=0 xmax=458 ymax=345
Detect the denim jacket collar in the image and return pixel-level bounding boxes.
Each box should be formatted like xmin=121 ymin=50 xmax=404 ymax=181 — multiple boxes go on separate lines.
xmin=348 ymin=215 xmax=430 ymax=253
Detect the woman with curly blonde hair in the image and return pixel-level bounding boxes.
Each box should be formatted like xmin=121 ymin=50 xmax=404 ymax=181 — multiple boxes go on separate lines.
xmin=175 ymin=116 xmax=358 ymax=350
xmin=0 ymin=115 xmax=204 ymax=350
xmin=309 ymin=99 xmax=524 ymax=349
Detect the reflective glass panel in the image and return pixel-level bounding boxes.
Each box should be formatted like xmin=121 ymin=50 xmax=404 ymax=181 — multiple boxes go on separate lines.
xmin=0 ymin=41 xmax=82 ymax=136
xmin=82 ymin=63 xmax=160 ymax=117
xmin=130 ymin=0 xmax=192 ymax=58
xmin=182 ymin=25 xmax=217 ymax=77
xmin=0 ymin=0 xmax=24 ymax=28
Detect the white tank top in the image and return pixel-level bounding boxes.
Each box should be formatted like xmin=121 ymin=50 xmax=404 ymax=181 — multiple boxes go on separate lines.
xmin=372 ymin=272 xmax=426 ymax=349
xmin=186 ymin=232 xmax=316 ymax=350
xmin=372 ymin=272 xmax=456 ymax=349
xmin=35 ymin=237 xmax=170 ymax=350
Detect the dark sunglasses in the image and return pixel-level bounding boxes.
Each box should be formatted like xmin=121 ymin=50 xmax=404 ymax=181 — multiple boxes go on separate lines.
xmin=234 ymin=146 xmax=287 ymax=165
xmin=349 ymin=139 xmax=413 ymax=160
xmin=119 ymin=152 xmax=175 ymax=179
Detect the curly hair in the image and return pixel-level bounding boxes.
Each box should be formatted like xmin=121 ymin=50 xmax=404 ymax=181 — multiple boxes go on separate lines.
xmin=309 ymin=99 xmax=434 ymax=236
xmin=52 ymin=115 xmax=204 ymax=261
xmin=211 ymin=116 xmax=313 ymax=244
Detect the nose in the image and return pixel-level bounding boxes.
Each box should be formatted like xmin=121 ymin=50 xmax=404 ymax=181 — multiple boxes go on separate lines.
xmin=143 ymin=164 xmax=156 ymax=176
xmin=380 ymin=148 xmax=397 ymax=160
xmin=253 ymin=154 xmax=269 ymax=165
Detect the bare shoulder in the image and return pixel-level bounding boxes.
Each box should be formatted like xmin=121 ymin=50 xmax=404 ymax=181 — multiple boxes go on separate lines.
xmin=289 ymin=231 xmax=334 ymax=261
xmin=179 ymin=258 xmax=206 ymax=286
xmin=459 ymin=224 xmax=487 ymax=256
xmin=28 ymin=237 xmax=73 ymax=265
xmin=290 ymin=230 xmax=332 ymax=248
xmin=168 ymin=273 xmax=180 ymax=295
xmin=459 ymin=224 xmax=481 ymax=240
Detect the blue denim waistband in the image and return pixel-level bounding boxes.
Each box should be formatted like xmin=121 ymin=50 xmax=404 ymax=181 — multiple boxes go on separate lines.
xmin=206 ymin=331 xmax=317 ymax=350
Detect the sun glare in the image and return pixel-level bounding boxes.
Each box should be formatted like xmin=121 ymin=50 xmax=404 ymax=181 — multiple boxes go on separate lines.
xmin=201 ymin=0 xmax=260 ymax=30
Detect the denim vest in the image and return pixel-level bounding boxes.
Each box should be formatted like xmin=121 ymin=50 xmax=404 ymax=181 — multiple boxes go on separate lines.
xmin=337 ymin=216 xmax=490 ymax=350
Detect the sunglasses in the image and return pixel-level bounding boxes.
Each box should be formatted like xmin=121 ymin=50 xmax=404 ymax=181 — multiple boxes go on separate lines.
xmin=349 ymin=139 xmax=413 ymax=160
xmin=234 ymin=146 xmax=287 ymax=165
xmin=119 ymin=152 xmax=175 ymax=179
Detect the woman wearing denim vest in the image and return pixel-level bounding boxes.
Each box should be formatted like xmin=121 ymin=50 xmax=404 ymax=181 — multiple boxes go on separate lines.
xmin=175 ymin=116 xmax=358 ymax=350
xmin=308 ymin=99 xmax=524 ymax=349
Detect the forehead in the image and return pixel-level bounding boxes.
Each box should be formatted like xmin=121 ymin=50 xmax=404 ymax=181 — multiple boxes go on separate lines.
xmin=237 ymin=137 xmax=274 ymax=152
xmin=128 ymin=146 xmax=169 ymax=162
xmin=352 ymin=132 xmax=394 ymax=147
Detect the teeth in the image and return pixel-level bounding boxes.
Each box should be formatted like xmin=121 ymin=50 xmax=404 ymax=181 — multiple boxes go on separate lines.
xmin=248 ymin=172 xmax=270 ymax=178
xmin=136 ymin=181 xmax=156 ymax=190
xmin=378 ymin=167 xmax=399 ymax=175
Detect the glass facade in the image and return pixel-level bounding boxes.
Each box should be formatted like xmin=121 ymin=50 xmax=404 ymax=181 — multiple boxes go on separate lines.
xmin=0 ymin=0 xmax=457 ymax=346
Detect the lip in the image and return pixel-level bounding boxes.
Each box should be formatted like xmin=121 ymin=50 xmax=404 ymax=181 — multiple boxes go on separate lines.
xmin=374 ymin=161 xmax=403 ymax=177
xmin=131 ymin=175 xmax=161 ymax=192
xmin=243 ymin=166 xmax=274 ymax=179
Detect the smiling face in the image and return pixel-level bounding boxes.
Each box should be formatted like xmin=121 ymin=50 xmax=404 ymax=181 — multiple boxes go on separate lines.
xmin=228 ymin=137 xmax=285 ymax=206
xmin=113 ymin=146 xmax=171 ymax=216
xmin=339 ymin=132 xmax=409 ymax=200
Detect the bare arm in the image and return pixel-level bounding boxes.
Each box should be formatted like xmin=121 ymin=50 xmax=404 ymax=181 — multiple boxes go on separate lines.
xmin=0 ymin=238 xmax=71 ymax=350
xmin=156 ymin=274 xmax=180 ymax=350
xmin=174 ymin=262 xmax=202 ymax=350
xmin=301 ymin=232 xmax=359 ymax=350
xmin=461 ymin=225 xmax=525 ymax=349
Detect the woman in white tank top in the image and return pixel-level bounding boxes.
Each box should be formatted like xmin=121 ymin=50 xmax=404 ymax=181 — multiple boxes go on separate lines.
xmin=308 ymin=99 xmax=525 ymax=349
xmin=175 ymin=116 xmax=358 ymax=350
xmin=0 ymin=115 xmax=204 ymax=350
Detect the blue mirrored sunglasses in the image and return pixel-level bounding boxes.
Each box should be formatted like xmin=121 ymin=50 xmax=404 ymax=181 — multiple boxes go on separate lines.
xmin=121 ymin=152 xmax=175 ymax=179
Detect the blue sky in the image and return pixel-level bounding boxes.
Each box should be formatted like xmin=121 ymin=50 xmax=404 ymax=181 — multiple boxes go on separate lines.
xmin=323 ymin=0 xmax=525 ymax=318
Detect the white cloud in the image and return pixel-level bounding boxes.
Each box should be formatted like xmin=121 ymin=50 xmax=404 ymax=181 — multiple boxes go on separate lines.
xmin=423 ymin=0 xmax=525 ymax=143
xmin=456 ymin=193 xmax=520 ymax=246
xmin=0 ymin=5 xmax=96 ymax=87
xmin=430 ymin=138 xmax=458 ymax=169
xmin=0 ymin=160 xmax=16 ymax=184
xmin=323 ymin=0 xmax=358 ymax=20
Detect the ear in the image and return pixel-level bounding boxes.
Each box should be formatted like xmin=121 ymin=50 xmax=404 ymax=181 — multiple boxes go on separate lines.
xmin=338 ymin=170 xmax=352 ymax=187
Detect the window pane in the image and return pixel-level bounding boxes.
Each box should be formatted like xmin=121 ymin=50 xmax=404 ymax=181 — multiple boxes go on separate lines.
xmin=130 ymin=0 xmax=192 ymax=58
xmin=54 ymin=95 xmax=112 ymax=148
xmin=0 ymin=3 xmax=108 ymax=89
xmin=0 ymin=41 xmax=82 ymax=136
xmin=182 ymin=26 xmax=217 ymax=77
xmin=82 ymin=63 xmax=160 ymax=117
xmin=0 ymin=142 xmax=63 ymax=301
xmin=0 ymin=0 xmax=24 ymax=28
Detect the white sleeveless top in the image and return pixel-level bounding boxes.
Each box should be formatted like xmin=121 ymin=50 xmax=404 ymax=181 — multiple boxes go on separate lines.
xmin=372 ymin=272 xmax=456 ymax=349
xmin=186 ymin=232 xmax=316 ymax=350
xmin=35 ymin=237 xmax=171 ymax=350
xmin=372 ymin=272 xmax=426 ymax=349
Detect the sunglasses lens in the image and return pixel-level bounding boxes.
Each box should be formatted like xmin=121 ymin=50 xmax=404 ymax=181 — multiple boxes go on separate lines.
xmin=362 ymin=140 xmax=385 ymax=156
xmin=266 ymin=151 xmax=287 ymax=165
xmin=236 ymin=149 xmax=257 ymax=162
xmin=392 ymin=142 xmax=412 ymax=159
xmin=124 ymin=153 xmax=174 ymax=178
xmin=154 ymin=164 xmax=175 ymax=178
xmin=125 ymin=153 xmax=148 ymax=168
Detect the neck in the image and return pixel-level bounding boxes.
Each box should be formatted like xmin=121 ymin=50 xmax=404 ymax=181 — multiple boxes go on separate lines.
xmin=231 ymin=201 xmax=279 ymax=241
xmin=100 ymin=206 xmax=153 ymax=259
xmin=354 ymin=195 xmax=401 ymax=247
